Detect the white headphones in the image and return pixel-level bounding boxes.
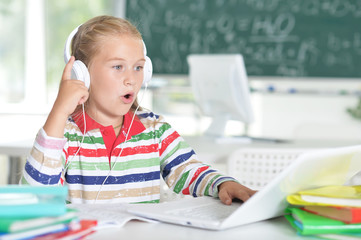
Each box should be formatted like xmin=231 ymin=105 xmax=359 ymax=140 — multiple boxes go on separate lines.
xmin=63 ymin=25 xmax=153 ymax=89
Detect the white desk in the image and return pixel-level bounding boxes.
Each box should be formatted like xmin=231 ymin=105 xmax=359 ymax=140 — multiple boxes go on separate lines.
xmin=87 ymin=217 xmax=304 ymax=240
xmin=0 ymin=139 xmax=33 ymax=156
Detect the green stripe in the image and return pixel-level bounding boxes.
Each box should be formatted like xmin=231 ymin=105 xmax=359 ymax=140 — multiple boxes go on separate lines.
xmin=67 ymin=157 xmax=159 ymax=171
xmin=128 ymin=123 xmax=171 ymax=142
xmin=64 ymin=133 xmax=104 ymax=144
xmin=129 ymin=131 xmax=155 ymax=142
xmin=173 ymin=171 xmax=190 ymax=193
xmin=160 ymin=141 xmax=190 ymax=166
xmin=155 ymin=123 xmax=172 ymax=138
xmin=205 ymin=174 xmax=221 ymax=196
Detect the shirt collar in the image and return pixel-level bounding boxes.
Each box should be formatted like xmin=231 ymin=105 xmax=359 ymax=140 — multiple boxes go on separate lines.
xmin=71 ymin=110 xmax=145 ymax=138
xmin=119 ymin=111 xmax=146 ymax=141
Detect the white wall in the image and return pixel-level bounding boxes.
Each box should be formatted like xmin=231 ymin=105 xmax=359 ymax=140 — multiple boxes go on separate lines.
xmin=248 ymin=77 xmax=361 ymax=141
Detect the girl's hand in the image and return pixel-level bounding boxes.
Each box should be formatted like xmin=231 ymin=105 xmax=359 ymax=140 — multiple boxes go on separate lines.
xmin=53 ymin=56 xmax=89 ymax=117
xmin=43 ymin=56 xmax=89 ymax=138
xmin=218 ymin=181 xmax=257 ymax=205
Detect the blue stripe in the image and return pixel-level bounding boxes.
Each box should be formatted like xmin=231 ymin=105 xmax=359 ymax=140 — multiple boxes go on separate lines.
xmin=138 ymin=112 xmax=159 ymax=119
xmin=25 ymin=162 xmax=61 ymax=185
xmin=212 ymin=176 xmax=235 ymax=194
xmin=162 ymin=150 xmax=195 ymax=179
xmin=192 ymin=169 xmax=216 ymax=197
xmin=65 ymin=171 xmax=160 ymax=185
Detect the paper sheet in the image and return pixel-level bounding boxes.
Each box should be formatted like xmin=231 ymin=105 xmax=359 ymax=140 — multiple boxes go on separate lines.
xmin=67 ymin=203 xmax=157 ymax=229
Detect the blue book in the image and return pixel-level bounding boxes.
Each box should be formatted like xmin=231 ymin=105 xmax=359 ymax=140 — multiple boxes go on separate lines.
xmin=0 ymin=185 xmax=68 ymax=217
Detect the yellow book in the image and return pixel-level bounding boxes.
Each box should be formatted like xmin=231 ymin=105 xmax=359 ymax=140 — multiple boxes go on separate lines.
xmin=287 ymin=185 xmax=361 ymax=207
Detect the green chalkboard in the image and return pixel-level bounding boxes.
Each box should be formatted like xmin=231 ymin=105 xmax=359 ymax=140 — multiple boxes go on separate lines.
xmin=126 ymin=0 xmax=361 ymax=78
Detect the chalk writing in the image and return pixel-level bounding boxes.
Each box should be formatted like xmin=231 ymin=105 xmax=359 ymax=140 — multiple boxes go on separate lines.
xmin=127 ymin=0 xmax=361 ymax=77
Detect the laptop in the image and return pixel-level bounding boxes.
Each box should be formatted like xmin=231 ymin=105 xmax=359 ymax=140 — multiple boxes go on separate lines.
xmin=127 ymin=145 xmax=361 ymax=230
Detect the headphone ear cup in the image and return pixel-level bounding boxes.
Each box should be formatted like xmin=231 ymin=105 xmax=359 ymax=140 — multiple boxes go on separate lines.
xmin=72 ymin=60 xmax=90 ymax=89
xmin=143 ymin=56 xmax=153 ymax=85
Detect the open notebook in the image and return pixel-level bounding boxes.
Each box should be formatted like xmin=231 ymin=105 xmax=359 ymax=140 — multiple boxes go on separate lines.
xmin=127 ymin=145 xmax=361 ymax=230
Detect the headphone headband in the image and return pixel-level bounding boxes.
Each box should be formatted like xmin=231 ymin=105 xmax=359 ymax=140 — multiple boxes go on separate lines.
xmin=64 ymin=25 xmax=81 ymax=63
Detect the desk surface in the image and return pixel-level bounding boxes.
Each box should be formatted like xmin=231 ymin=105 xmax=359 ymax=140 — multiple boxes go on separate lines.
xmin=87 ymin=217 xmax=304 ymax=240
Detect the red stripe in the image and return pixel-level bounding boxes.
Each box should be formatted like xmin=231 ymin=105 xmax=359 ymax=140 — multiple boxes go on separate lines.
xmin=68 ymin=147 xmax=105 ymax=157
xmin=112 ymin=143 xmax=158 ymax=156
xmin=67 ymin=143 xmax=158 ymax=158
xmin=63 ymin=149 xmax=69 ymax=166
xmin=182 ymin=166 xmax=209 ymax=195
xmin=159 ymin=131 xmax=180 ymax=156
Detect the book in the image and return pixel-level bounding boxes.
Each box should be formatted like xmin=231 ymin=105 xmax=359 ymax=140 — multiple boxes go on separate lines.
xmin=32 ymin=220 xmax=97 ymax=240
xmin=316 ymin=233 xmax=361 ymax=240
xmin=0 ymin=223 xmax=69 ymax=240
xmin=303 ymin=205 xmax=361 ymax=224
xmin=0 ymin=185 xmax=68 ymax=218
xmin=284 ymin=207 xmax=361 ymax=235
xmin=287 ymin=185 xmax=361 ymax=207
xmin=0 ymin=209 xmax=77 ymax=233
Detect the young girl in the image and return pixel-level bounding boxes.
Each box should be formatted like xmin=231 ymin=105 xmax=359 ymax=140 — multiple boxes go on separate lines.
xmin=21 ymin=15 xmax=255 ymax=205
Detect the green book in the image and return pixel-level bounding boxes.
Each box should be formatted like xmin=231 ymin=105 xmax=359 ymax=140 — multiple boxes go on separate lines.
xmin=285 ymin=207 xmax=361 ymax=235
xmin=0 ymin=185 xmax=68 ymax=217
xmin=0 ymin=208 xmax=77 ymax=233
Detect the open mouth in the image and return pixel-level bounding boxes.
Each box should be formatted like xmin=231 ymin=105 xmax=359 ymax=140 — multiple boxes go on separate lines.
xmin=122 ymin=92 xmax=134 ymax=104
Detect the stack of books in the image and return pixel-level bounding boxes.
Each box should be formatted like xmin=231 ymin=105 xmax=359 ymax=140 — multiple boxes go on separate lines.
xmin=0 ymin=185 xmax=97 ymax=240
xmin=285 ymin=185 xmax=361 ymax=239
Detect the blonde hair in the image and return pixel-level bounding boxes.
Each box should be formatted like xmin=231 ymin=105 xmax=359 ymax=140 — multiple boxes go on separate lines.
xmin=71 ymin=15 xmax=143 ymax=112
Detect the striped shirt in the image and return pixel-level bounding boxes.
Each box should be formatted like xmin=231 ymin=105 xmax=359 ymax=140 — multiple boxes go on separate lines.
xmin=21 ymin=110 xmax=235 ymax=204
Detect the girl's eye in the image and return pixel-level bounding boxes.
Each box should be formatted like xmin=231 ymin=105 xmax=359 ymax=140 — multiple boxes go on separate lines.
xmin=114 ymin=65 xmax=124 ymax=71
xmin=135 ymin=66 xmax=144 ymax=71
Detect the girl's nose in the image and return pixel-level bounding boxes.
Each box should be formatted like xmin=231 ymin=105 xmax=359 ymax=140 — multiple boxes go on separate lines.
xmin=123 ymin=70 xmax=135 ymax=86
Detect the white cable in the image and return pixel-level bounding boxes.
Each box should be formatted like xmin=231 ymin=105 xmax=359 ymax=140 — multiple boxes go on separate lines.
xmin=62 ymin=103 xmax=86 ymax=182
xmin=94 ymin=83 xmax=149 ymax=203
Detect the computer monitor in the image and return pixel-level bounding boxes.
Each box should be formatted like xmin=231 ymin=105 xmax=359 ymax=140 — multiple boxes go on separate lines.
xmin=187 ymin=54 xmax=254 ymax=137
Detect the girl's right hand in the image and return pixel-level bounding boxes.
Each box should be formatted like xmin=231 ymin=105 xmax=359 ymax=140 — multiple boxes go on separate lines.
xmin=53 ymin=56 xmax=90 ymax=117
xmin=43 ymin=56 xmax=89 ymax=138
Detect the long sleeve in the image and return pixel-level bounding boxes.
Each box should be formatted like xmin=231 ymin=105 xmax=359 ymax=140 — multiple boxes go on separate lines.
xmin=158 ymin=123 xmax=236 ymax=198
xmin=20 ymin=128 xmax=67 ymax=185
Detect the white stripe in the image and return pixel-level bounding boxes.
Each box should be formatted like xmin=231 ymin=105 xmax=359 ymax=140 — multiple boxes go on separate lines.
xmin=161 ymin=143 xmax=195 ymax=167
xmin=27 ymin=155 xmax=62 ymax=176
xmin=34 ymin=142 xmax=63 ymax=160
xmin=66 ymin=165 xmax=160 ymax=177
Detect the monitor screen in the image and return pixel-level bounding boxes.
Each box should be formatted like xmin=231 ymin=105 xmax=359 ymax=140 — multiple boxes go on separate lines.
xmin=187 ymin=54 xmax=254 ymax=137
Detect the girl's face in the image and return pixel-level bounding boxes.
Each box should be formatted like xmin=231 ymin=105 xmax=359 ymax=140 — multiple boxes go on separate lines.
xmin=87 ymin=35 xmax=145 ymax=123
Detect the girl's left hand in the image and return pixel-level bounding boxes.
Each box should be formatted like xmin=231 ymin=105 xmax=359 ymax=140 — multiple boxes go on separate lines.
xmin=218 ymin=181 xmax=257 ymax=205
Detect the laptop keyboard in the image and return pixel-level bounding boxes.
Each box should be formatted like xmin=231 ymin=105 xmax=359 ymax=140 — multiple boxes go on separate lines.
xmin=165 ymin=202 xmax=239 ymax=221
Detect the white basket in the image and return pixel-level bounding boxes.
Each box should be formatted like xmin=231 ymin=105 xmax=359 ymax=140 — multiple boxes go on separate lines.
xmin=227 ymin=148 xmax=310 ymax=190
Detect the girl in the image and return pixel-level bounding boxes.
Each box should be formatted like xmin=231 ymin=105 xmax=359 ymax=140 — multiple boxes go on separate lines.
xmin=21 ymin=15 xmax=255 ymax=205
